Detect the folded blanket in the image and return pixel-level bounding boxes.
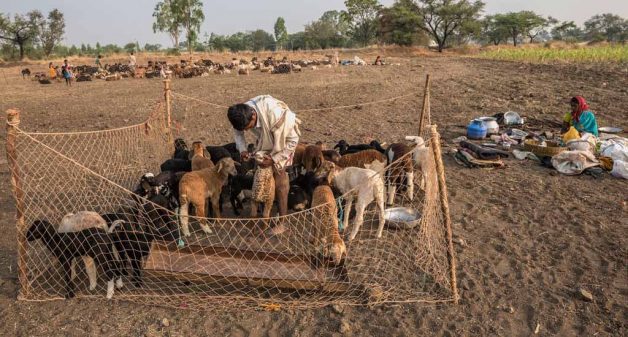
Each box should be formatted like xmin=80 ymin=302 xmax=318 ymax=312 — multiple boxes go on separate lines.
xmin=460 ymin=141 xmax=510 ymax=160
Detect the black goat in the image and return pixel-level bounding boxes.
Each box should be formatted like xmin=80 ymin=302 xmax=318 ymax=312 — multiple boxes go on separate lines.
xmin=21 ymin=68 xmax=31 ymax=78
xmin=26 ymin=220 xmax=123 ymax=299
xmin=334 ymin=140 xmax=385 ymax=155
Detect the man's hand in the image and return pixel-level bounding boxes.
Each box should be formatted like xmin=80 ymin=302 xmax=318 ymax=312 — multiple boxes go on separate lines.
xmin=240 ymin=151 xmax=250 ymax=161
xmin=258 ymin=155 xmax=274 ymax=168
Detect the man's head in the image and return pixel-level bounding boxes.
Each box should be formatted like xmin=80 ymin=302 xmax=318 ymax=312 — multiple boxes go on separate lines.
xmin=227 ymin=104 xmax=256 ymax=131
xmin=131 ymin=51 xmax=134 ymax=55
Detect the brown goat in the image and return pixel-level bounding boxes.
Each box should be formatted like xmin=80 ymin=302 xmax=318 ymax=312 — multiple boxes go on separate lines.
xmin=337 ymin=149 xmax=387 ymax=174
xmin=178 ymin=157 xmax=238 ymax=236
xmin=189 ymin=141 xmax=213 ymax=171
xmin=303 ymin=144 xmax=324 ymax=173
xmin=310 ymin=162 xmax=345 ymax=264
xmin=385 ymin=143 xmax=415 ymax=206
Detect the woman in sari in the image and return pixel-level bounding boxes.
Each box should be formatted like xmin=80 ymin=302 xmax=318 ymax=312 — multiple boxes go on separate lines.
xmin=562 ymin=96 xmax=598 ymax=137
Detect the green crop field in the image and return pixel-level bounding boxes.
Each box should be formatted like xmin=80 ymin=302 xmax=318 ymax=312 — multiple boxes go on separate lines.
xmin=477 ymin=44 xmax=628 ymax=64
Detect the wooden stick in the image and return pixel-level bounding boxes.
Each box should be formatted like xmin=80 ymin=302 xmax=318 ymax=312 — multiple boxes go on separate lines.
xmin=5 ymin=109 xmax=28 ymax=300
xmin=429 ymin=125 xmax=459 ymax=304
xmin=163 ymin=79 xmax=173 ymax=144
xmin=418 ymin=75 xmax=431 ymax=136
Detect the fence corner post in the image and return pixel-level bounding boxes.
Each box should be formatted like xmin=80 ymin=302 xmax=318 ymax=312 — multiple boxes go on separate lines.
xmin=6 ymin=109 xmax=28 ymax=299
xmin=429 ymin=125 xmax=459 ymax=304
xmin=163 ymin=79 xmax=173 ymax=144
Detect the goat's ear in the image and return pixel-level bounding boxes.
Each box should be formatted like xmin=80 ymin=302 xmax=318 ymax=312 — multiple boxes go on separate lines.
xmin=203 ymin=149 xmax=211 ymax=159
xmin=233 ymin=161 xmax=241 ymax=167
xmin=215 ymin=160 xmax=224 ymax=172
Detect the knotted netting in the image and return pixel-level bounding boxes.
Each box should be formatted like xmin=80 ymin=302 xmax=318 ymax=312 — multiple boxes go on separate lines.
xmin=5 ymin=88 xmax=457 ymax=311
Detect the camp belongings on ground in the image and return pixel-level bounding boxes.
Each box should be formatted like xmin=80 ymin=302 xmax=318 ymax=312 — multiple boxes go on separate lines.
xmin=453 ymin=112 xmax=627 ymax=179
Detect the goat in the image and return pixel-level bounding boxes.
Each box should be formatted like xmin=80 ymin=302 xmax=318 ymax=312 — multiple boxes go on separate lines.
xmin=179 ymin=157 xmax=239 ymax=236
xmin=334 ymin=140 xmax=385 ymax=155
xmin=27 ymin=220 xmax=123 ymax=299
xmin=385 ymin=143 xmax=415 ymax=205
xmin=332 ymin=166 xmax=386 ymax=241
xmin=310 ymin=163 xmax=346 ymax=264
xmin=21 ymin=68 xmax=31 ymax=78
xmin=57 ymin=211 xmax=109 ymax=291
xmin=190 ymin=141 xmax=213 ymax=171
xmin=303 ymin=144 xmax=324 ymax=173
xmin=337 ymin=149 xmax=387 ymax=175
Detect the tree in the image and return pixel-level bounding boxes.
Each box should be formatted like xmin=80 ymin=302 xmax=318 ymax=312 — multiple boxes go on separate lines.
xmin=251 ymin=29 xmax=275 ymax=51
xmin=0 ymin=11 xmax=43 ymax=60
xmin=551 ymin=21 xmax=583 ymax=42
xmin=124 ymin=42 xmax=137 ymax=52
xmin=480 ymin=15 xmax=509 ymax=45
xmin=342 ymin=0 xmax=382 ymax=46
xmin=153 ymin=0 xmax=182 ymax=48
xmin=274 ymin=17 xmax=288 ymax=50
xmin=38 ymin=9 xmax=65 ymax=57
xmin=178 ymin=0 xmax=205 ymax=54
xmin=144 ymin=43 xmax=162 ymax=51
xmin=416 ymin=0 xmax=485 ymax=52
xmin=520 ymin=12 xmax=555 ymax=43
xmin=378 ymin=0 xmax=425 ymax=46
xmin=305 ymin=10 xmax=350 ymax=49
xmin=584 ymin=14 xmax=628 ymax=42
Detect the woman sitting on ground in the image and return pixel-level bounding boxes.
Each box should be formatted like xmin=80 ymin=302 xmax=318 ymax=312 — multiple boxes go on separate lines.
xmin=48 ymin=62 xmax=56 ymax=80
xmin=561 ymin=96 xmax=598 ymax=137
xmin=373 ymin=55 xmax=384 ymax=66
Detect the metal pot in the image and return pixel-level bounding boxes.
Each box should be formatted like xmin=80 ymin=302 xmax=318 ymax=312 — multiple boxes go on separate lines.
xmin=478 ymin=117 xmax=499 ymax=135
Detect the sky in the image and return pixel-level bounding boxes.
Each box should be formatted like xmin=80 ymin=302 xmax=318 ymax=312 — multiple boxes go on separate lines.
xmin=1 ymin=0 xmax=627 ymax=47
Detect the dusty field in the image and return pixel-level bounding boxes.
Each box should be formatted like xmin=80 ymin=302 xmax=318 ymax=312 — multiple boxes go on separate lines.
xmin=0 ymin=55 xmax=626 ymax=336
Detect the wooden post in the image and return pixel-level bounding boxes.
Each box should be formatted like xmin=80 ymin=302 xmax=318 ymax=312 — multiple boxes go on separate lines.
xmin=418 ymin=75 xmax=431 ymax=136
xmin=429 ymin=125 xmax=459 ymax=304
xmin=163 ymin=79 xmax=173 ymax=144
xmin=5 ymin=109 xmax=28 ymax=299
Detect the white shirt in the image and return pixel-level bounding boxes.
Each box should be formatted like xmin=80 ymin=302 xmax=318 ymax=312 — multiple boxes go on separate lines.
xmin=129 ymin=54 xmax=136 ymax=66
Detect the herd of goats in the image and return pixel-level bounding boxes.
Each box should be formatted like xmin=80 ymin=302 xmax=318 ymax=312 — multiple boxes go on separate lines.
xmin=27 ymin=136 xmax=429 ymax=300
xmin=23 ymin=55 xmax=354 ymax=84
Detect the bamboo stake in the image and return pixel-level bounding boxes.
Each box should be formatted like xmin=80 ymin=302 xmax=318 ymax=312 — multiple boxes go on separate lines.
xmin=6 ymin=109 xmax=28 ymax=300
xmin=418 ymin=75 xmax=431 ymax=136
xmin=163 ymin=79 xmax=173 ymax=144
xmin=429 ymin=125 xmax=459 ymax=304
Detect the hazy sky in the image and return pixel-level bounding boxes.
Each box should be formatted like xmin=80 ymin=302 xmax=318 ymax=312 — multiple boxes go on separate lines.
xmin=1 ymin=0 xmax=627 ymax=47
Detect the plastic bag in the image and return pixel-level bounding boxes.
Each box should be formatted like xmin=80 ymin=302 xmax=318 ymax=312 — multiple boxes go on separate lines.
xmin=611 ymin=160 xmax=628 ymax=179
xmin=562 ymin=126 xmax=580 ymax=143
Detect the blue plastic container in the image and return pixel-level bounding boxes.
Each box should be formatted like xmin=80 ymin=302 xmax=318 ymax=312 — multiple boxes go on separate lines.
xmin=467 ymin=119 xmax=488 ymax=139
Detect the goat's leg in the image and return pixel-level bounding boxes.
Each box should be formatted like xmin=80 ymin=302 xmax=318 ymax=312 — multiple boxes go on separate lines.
xmin=196 ymin=200 xmax=212 ymax=234
xmin=349 ymin=200 xmax=367 ymax=241
xmin=130 ymin=258 xmax=143 ymax=287
xmin=230 ymin=192 xmax=241 ymax=216
xmin=106 ymin=279 xmax=115 ymax=300
xmin=83 ymin=256 xmax=97 ymax=291
xmin=375 ymin=187 xmax=387 ymax=238
xmin=179 ymin=199 xmax=191 ymax=237
xmin=343 ymin=196 xmax=353 ymax=235
xmin=70 ymin=258 xmax=77 ymax=282
xmin=406 ymin=170 xmax=414 ymax=201
xmin=387 ymin=179 xmax=397 ymax=206
xmin=62 ymin=258 xmax=75 ymax=299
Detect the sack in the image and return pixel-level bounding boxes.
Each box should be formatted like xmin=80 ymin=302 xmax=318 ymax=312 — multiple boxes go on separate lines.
xmin=551 ymin=150 xmax=599 ymax=175
xmin=611 ymin=160 xmax=628 ymax=179
xmin=562 ymin=126 xmax=580 ymax=143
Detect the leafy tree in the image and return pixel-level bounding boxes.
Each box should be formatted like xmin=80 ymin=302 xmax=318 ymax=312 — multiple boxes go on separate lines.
xmin=584 ymin=13 xmax=628 ymax=42
xmin=38 ymin=9 xmax=65 ymax=57
xmin=416 ymin=0 xmax=485 ymax=52
xmin=207 ymin=32 xmax=227 ymax=52
xmin=342 ymin=0 xmax=382 ymax=46
xmin=69 ymin=44 xmax=78 ymax=55
xmin=491 ymin=12 xmax=524 ymax=46
xmin=178 ymin=0 xmax=205 ymax=54
xmin=378 ymin=0 xmax=424 ymax=46
xmin=251 ymin=29 xmax=275 ymax=51
xmin=153 ymin=0 xmax=182 ymax=48
xmin=0 ymin=11 xmax=43 ymax=60
xmin=274 ymin=17 xmax=288 ymax=50
xmin=551 ymin=21 xmax=583 ymax=42
xmin=287 ymin=32 xmax=306 ymax=50
xmin=520 ymin=11 xmax=555 ymax=43
xmin=144 ymin=43 xmax=162 ymax=51
xmin=480 ymin=15 xmax=509 ymax=45
xmin=305 ymin=10 xmax=350 ymax=49
xmin=124 ymin=42 xmax=137 ymax=52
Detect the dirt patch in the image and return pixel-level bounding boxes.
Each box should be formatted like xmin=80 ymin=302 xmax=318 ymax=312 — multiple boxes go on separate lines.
xmin=0 ymin=56 xmax=626 ymax=336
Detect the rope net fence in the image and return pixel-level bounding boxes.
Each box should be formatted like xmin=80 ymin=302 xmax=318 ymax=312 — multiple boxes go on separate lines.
xmin=6 ymin=86 xmax=457 ymax=311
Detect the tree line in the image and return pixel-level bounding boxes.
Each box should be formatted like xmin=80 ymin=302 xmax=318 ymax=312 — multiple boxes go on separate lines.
xmin=1 ymin=0 xmax=627 ymax=60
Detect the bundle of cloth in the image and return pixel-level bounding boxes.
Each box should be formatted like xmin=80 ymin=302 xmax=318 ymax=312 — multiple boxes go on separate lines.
xmin=453 ymin=141 xmax=509 ymax=168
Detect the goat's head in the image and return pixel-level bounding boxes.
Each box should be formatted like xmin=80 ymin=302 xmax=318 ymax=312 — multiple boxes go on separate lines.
xmin=174 ymin=138 xmax=188 ymax=152
xmin=324 ymin=239 xmax=346 ymax=265
xmin=216 ymin=157 xmax=239 ymax=177
xmin=334 ymin=140 xmax=349 ymax=154
xmin=27 ymin=220 xmax=54 ymax=241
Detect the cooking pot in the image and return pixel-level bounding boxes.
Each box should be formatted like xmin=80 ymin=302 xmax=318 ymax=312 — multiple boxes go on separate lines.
xmin=478 ymin=117 xmax=499 ymax=135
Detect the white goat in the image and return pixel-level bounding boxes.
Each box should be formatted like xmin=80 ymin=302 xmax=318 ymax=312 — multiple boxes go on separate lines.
xmin=332 ymin=167 xmax=386 ymax=241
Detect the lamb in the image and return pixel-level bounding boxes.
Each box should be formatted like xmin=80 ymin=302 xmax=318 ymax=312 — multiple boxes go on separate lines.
xmin=385 ymin=143 xmax=415 ymax=205
xmin=27 ymin=220 xmax=123 ymax=299
xmin=178 ymin=157 xmax=239 ymax=236
xmin=334 ymin=140 xmax=385 ymax=155
xmin=337 ymin=149 xmax=387 ymax=175
xmin=332 ymin=166 xmax=386 ymax=241
xmin=57 ymin=211 xmax=110 ymax=291
xmin=190 ymin=141 xmax=213 ymax=171
xmin=303 ymin=144 xmax=324 ymax=173
xmin=310 ymin=164 xmax=346 ymax=264
xmin=238 ymin=66 xmax=250 ymax=75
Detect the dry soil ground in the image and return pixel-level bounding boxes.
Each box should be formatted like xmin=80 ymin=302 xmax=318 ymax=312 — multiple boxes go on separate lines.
xmin=0 ymin=54 xmax=626 ymax=336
